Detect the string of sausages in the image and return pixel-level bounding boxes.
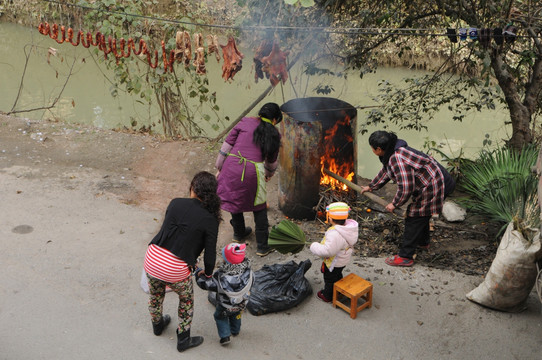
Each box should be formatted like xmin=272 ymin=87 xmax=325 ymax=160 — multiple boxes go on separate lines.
xmin=37 ymin=22 xmax=289 ymax=84
xmin=38 ymin=22 xmax=176 ymax=73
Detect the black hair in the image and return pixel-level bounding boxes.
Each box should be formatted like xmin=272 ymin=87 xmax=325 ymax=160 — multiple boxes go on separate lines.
xmin=369 ymin=130 xmax=398 ymax=167
xmin=331 ymin=218 xmax=346 ymax=225
xmin=253 ymin=102 xmax=282 ymax=161
xmin=190 ymin=171 xmax=222 ymax=222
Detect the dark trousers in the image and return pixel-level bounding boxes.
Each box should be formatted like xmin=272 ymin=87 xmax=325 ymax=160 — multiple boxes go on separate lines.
xmin=230 ymin=209 xmax=269 ymax=250
xmin=214 ymin=304 xmax=241 ymax=339
xmin=322 ymin=264 xmax=345 ymax=300
xmin=399 ymin=216 xmax=431 ymax=259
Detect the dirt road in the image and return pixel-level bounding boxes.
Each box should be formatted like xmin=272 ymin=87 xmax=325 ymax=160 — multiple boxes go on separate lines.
xmin=1 ymin=115 xmax=540 ymax=360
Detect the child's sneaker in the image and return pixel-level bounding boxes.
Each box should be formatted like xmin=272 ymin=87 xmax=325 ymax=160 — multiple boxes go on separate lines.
xmin=316 ymin=290 xmax=332 ymax=303
xmin=220 ymin=336 xmax=231 ymax=346
xmin=385 ymin=255 xmax=414 ymax=267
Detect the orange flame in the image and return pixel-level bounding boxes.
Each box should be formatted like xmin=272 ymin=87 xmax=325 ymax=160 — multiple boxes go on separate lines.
xmin=320 ymin=115 xmax=354 ymax=191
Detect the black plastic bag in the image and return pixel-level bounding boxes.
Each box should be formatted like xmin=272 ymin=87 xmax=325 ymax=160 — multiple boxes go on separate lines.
xmin=246 ymin=259 xmax=312 ymax=316
xmin=207 ymin=290 xmax=218 ymax=306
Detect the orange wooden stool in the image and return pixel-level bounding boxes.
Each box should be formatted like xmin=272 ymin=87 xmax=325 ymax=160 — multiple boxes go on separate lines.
xmin=333 ymin=273 xmax=373 ymax=319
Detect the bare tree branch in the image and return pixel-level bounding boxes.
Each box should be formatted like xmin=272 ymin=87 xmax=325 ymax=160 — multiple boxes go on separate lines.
xmin=7 ymin=45 xmax=77 ymax=116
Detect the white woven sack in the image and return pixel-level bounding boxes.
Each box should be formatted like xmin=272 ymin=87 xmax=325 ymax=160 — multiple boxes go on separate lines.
xmin=466 ymin=221 xmax=542 ymax=312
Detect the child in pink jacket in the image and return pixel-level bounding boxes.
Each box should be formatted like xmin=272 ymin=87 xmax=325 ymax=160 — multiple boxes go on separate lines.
xmin=310 ymin=202 xmax=359 ymax=303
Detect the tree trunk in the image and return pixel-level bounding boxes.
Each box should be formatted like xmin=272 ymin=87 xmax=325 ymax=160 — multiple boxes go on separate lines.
xmin=490 ymin=51 xmax=533 ymax=150
xmin=508 ymin=102 xmax=533 ymax=150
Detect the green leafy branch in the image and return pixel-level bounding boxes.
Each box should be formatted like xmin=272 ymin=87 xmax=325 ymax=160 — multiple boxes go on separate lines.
xmin=78 ymin=0 xmax=222 ymax=139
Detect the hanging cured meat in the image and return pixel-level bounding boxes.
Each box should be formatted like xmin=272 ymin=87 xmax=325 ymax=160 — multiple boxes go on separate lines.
xmin=192 ymin=33 xmax=206 ymax=74
xmin=207 ymin=34 xmax=221 ymax=62
xmin=175 ymin=31 xmax=184 ymax=60
xmin=182 ymin=31 xmax=192 ymax=67
xmin=193 ymin=33 xmax=204 ymax=50
xmin=220 ymin=36 xmax=244 ymax=81
xmin=37 ymin=22 xmax=214 ymax=75
xmin=253 ymin=39 xmax=273 ymax=83
xmin=261 ymin=42 xmax=290 ymax=86
xmin=161 ymin=41 xmax=175 ymax=73
xmin=38 ymin=22 xmax=172 ymax=70
xmin=174 ymin=31 xmax=192 ymax=67
xmin=193 ymin=47 xmax=206 ymax=74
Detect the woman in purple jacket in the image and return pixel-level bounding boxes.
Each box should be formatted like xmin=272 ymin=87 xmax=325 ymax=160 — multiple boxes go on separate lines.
xmin=361 ymin=130 xmax=455 ymax=267
xmin=215 ymin=103 xmax=282 ymax=257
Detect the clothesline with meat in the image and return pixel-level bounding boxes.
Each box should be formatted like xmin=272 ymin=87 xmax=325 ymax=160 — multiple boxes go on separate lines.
xmin=37 ymin=22 xmax=290 ymax=85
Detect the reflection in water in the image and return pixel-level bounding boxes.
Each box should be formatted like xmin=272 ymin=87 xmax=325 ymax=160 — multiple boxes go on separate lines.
xmin=93 ymin=105 xmax=104 ymax=128
xmin=0 ymin=22 xmax=509 ymax=177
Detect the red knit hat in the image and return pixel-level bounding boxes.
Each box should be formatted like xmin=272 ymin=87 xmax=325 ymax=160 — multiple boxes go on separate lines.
xmin=222 ymin=243 xmax=246 ymax=264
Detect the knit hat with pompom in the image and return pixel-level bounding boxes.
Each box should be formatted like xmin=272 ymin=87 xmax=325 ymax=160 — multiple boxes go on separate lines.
xmin=222 ymin=243 xmax=246 ymax=264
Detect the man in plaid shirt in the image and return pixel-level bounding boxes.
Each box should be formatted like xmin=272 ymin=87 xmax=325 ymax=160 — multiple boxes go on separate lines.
xmin=361 ymin=131 xmax=454 ymax=267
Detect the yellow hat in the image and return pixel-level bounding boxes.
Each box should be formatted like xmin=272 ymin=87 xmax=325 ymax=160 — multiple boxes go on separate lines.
xmin=326 ymin=202 xmax=350 ymax=221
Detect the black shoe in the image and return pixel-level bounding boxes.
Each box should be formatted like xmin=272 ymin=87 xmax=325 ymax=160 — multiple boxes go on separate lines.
xmin=152 ymin=314 xmax=170 ymax=336
xmin=233 ymin=226 xmax=252 ymax=242
xmin=220 ymin=336 xmax=231 ymax=345
xmin=231 ymin=332 xmax=239 ymax=337
xmin=177 ymin=329 xmax=204 ymax=352
xmin=256 ymin=247 xmax=274 ymax=257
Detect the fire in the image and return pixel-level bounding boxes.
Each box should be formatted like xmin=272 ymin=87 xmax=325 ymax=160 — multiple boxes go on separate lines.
xmin=319 ymin=114 xmax=354 ymax=191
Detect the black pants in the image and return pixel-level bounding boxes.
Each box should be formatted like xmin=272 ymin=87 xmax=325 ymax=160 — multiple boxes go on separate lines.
xmin=230 ymin=208 xmax=269 ymax=250
xmin=322 ymin=264 xmax=345 ymax=300
xmin=398 ymin=215 xmax=431 ymax=259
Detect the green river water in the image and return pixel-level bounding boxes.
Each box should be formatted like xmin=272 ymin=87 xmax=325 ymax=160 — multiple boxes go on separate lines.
xmin=0 ymin=21 xmax=510 ymax=177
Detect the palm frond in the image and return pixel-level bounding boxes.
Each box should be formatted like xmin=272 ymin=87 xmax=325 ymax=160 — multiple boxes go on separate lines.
xmin=268 ymin=220 xmax=309 ymax=254
xmin=458 ymin=144 xmax=540 ymax=235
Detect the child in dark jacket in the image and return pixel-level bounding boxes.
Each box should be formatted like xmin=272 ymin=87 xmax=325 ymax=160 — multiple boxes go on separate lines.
xmin=196 ymin=243 xmax=254 ymax=345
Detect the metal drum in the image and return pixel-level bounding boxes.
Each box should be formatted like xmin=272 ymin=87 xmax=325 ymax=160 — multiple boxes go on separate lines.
xmin=278 ymin=97 xmax=357 ymax=219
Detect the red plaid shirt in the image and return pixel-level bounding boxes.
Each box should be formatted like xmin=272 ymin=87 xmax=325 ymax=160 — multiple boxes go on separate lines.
xmin=369 ymin=146 xmax=445 ymax=217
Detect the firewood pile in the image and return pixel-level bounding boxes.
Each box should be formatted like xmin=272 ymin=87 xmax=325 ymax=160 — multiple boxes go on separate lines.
xmin=315 ymin=186 xmax=371 ymax=225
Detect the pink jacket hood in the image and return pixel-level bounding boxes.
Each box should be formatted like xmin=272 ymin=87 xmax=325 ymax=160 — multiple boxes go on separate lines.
xmin=309 ymin=219 xmax=359 ymax=270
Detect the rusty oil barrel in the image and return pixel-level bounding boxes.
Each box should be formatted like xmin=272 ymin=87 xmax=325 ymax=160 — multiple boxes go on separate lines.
xmin=278 ymin=97 xmax=357 ymax=220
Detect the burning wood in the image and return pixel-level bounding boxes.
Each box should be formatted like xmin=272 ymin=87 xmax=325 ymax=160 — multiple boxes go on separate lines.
xmin=319 ymin=115 xmax=354 ymax=190
xmin=315 ymin=184 xmax=360 ymax=224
